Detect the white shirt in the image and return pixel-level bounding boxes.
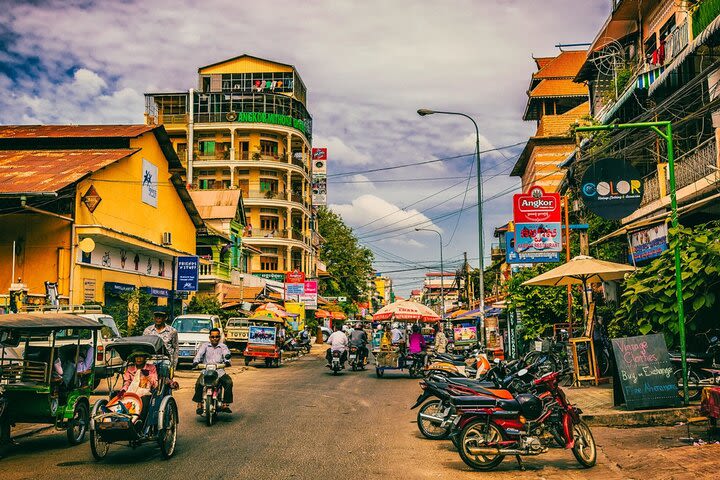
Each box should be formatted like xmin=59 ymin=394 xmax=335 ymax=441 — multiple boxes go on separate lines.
xmin=391 ymin=328 xmax=405 ymax=343
xmin=326 ymin=331 xmax=349 ymax=352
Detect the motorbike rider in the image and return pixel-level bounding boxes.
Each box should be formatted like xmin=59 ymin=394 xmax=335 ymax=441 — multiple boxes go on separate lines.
xmin=348 ymin=322 xmax=369 ymax=365
xmin=192 ymin=328 xmax=233 ymax=414
xmin=325 ymin=324 xmax=349 ymax=367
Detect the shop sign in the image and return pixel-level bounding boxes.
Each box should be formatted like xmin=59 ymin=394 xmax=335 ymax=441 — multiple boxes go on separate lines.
xmin=78 ymin=242 xmax=169 ymax=278
xmin=513 ymin=186 xmax=561 ymax=223
xmin=253 ymin=272 xmax=285 ymax=282
xmin=141 ymin=158 xmax=159 ymax=208
xmin=629 ymin=223 xmax=668 ymax=263
xmin=311 ymin=148 xmax=327 ymax=161
xmin=233 ymin=112 xmax=307 ymax=135
xmin=81 ymin=185 xmax=102 ymax=213
xmin=505 ymin=232 xmax=560 ymax=264
xmin=105 ymin=282 xmax=135 ymax=295
xmin=514 ymin=222 xmax=562 ymax=254
xmin=285 ymin=270 xmax=305 ymax=284
xmin=140 ymin=286 xmax=170 ymax=298
xmin=285 ymin=283 xmax=304 ymax=296
xmin=312 ymin=174 xmax=327 ymax=205
xmin=580 ymin=158 xmax=643 ymax=220
xmin=299 ymin=280 xmax=318 ymax=310
xmin=83 ymin=278 xmax=96 ymax=303
xmin=176 ymin=256 xmax=199 ymax=291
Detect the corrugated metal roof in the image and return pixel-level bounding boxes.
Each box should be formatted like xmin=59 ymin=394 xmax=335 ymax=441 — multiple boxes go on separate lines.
xmin=0 ymin=149 xmax=137 ymax=194
xmin=0 ymin=125 xmax=155 ymax=139
xmin=189 ymin=190 xmax=243 ymax=220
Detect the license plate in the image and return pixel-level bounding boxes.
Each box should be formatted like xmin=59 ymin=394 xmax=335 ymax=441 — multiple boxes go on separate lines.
xmin=349 ymin=355 xmax=356 ymax=360
xmin=180 ymin=349 xmax=194 ymax=357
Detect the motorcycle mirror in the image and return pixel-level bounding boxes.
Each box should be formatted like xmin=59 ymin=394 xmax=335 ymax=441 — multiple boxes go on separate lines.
xmin=493 ymin=358 xmax=501 ymax=364
xmin=225 ymin=353 xmax=232 ymax=359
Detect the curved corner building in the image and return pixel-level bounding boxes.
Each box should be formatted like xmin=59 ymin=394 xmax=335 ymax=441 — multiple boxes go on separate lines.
xmin=145 ymin=55 xmax=316 ymax=280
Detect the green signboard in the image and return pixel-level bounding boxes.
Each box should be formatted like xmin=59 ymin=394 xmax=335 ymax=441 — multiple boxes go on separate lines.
xmin=253 ymin=272 xmax=286 ymax=282
xmin=235 ymin=112 xmax=307 ymax=135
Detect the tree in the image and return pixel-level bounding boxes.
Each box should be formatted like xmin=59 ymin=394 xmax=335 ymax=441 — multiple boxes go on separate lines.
xmin=186 ymin=294 xmax=231 ymax=322
xmin=104 ymin=290 xmax=156 ymax=336
xmin=316 ymin=206 xmax=374 ymax=305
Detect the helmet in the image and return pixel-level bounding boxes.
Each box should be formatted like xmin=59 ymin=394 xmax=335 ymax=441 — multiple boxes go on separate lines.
xmin=515 ymin=394 xmax=543 ymax=420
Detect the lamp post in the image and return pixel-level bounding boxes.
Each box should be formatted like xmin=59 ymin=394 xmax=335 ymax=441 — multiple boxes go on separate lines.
xmin=416 ymin=228 xmax=445 ymax=319
xmin=418 ymin=109 xmax=485 ymax=335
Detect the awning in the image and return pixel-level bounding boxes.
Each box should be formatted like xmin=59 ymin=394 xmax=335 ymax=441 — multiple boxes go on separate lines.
xmin=104 ymin=282 xmax=135 ymax=295
xmin=140 ymin=286 xmax=170 ymax=298
xmin=649 ymin=15 xmax=720 ymax=96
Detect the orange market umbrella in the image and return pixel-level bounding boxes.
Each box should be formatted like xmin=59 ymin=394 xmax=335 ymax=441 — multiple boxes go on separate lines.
xmin=372 ymin=300 xmax=440 ymax=323
xmin=314 ymin=309 xmax=331 ymax=319
xmin=331 ymin=311 xmax=347 ymax=320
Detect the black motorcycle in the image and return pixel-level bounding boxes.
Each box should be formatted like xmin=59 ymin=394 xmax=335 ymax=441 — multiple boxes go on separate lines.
xmin=195 ymin=354 xmax=231 ymax=426
xmin=670 ymin=331 xmax=720 ymax=400
xmin=348 ymin=345 xmax=366 ymax=371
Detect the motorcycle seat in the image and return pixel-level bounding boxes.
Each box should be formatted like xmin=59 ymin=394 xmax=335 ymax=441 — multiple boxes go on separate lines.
xmin=436 ymin=354 xmax=466 ymax=362
xmin=446 ymin=378 xmax=497 ymax=395
xmin=451 ymin=395 xmax=520 ymax=412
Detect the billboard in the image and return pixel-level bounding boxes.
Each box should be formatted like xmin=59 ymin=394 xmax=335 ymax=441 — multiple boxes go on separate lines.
xmin=248 ymin=326 xmax=276 ymax=346
xmin=629 ymin=223 xmax=668 ymax=263
xmin=505 ymin=232 xmax=560 ymax=264
xmin=513 ymin=186 xmax=561 ymax=223
xmin=514 ymin=222 xmax=562 ymax=254
xmin=176 ymin=256 xmax=199 ymax=291
xmin=299 ymin=280 xmax=318 ymax=309
xmin=311 ymin=148 xmax=327 ymax=175
xmin=312 ymin=174 xmax=327 ymax=205
xmin=581 ymin=158 xmax=643 ymax=220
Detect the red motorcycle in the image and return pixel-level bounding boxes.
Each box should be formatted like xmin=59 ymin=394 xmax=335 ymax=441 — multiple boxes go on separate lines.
xmin=451 ymin=370 xmax=596 ymax=471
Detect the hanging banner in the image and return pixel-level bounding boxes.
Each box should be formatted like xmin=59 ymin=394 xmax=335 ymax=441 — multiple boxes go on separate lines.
xmin=629 ymin=223 xmax=669 ymax=263
xmin=312 ymin=174 xmax=327 ymax=205
xmin=513 ymin=186 xmax=561 ymax=223
xmin=141 ymin=158 xmax=159 ymax=208
xmin=299 ymin=280 xmax=318 ymax=309
xmin=311 ymin=148 xmax=327 ymax=175
xmin=581 ymin=158 xmax=643 ymax=220
xmin=505 ymin=232 xmax=560 ymax=263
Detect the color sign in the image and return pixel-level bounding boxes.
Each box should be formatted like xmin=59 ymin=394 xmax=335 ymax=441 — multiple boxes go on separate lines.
xmin=513 ymin=186 xmax=561 ymax=223
xmin=514 ymin=222 xmax=562 ymax=254
xmin=141 ymin=158 xmax=158 ymax=208
xmin=505 ymin=232 xmax=560 ymax=264
xmin=581 ymin=158 xmax=643 ymax=220
xmin=176 ymin=256 xmax=199 ymax=291
xmin=629 ymin=223 xmax=668 ymax=263
xmin=611 ymin=334 xmax=679 ymax=410
xmin=248 ymin=325 xmax=276 ymax=346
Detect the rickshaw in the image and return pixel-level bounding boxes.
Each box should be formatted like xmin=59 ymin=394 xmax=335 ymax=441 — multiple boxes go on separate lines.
xmin=243 ymin=314 xmax=284 ymax=368
xmin=88 ymin=335 xmax=178 ymax=460
xmin=0 ymin=313 xmax=101 ymax=451
xmin=373 ymin=320 xmax=430 ymax=378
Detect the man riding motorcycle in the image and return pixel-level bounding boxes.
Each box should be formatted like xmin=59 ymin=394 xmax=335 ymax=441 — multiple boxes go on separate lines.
xmin=325 ymin=325 xmax=348 ymax=367
xmin=348 ymin=322 xmax=369 ymax=366
xmin=192 ymin=328 xmax=233 ymax=414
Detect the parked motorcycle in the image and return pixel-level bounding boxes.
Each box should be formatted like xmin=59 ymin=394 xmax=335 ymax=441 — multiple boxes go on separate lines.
xmin=451 ymin=369 xmax=596 ymax=471
xmin=670 ymin=330 xmax=720 ymax=400
xmin=425 ymin=349 xmax=490 ymax=379
xmin=195 ymin=355 xmax=231 ymax=426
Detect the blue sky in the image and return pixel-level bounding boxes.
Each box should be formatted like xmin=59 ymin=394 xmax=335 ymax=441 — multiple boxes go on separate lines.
xmin=0 ymin=0 xmax=609 ymax=295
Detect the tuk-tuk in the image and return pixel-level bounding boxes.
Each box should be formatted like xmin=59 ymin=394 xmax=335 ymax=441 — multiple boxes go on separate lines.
xmin=449 ymin=317 xmax=480 ymax=354
xmin=89 ymin=335 xmax=178 ymax=460
xmin=0 ymin=313 xmax=101 ymax=450
xmin=243 ymin=314 xmax=284 ymax=368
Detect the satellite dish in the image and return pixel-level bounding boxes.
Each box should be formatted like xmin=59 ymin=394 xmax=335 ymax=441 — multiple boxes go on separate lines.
xmin=78 ymin=238 xmax=96 ymax=253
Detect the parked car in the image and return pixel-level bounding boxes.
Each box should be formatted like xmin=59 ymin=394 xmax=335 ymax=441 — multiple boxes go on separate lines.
xmin=172 ymin=314 xmax=224 ymax=365
xmin=225 ymin=317 xmax=250 ymax=353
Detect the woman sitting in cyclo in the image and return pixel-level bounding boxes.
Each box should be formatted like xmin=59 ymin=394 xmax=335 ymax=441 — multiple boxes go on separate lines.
xmin=109 ymin=352 xmax=158 ymax=421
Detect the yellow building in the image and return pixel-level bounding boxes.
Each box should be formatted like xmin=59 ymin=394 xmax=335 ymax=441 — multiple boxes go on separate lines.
xmin=0 ymin=125 xmax=202 ymax=309
xmin=512 ymin=50 xmax=590 ymax=193
xmin=145 ymin=54 xmax=316 ymax=282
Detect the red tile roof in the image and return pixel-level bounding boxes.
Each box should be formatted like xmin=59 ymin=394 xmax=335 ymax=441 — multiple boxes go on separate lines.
xmin=529 ymin=79 xmax=587 ymax=98
xmin=533 ymin=50 xmax=587 ymax=79
xmin=0 ymin=125 xmax=155 ymax=139
xmin=0 ymin=149 xmax=137 ymax=194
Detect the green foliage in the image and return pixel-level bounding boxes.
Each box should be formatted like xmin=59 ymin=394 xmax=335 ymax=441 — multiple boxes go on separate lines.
xmin=186 ymin=294 xmax=231 ymax=323
xmin=506 ymin=264 xmax=583 ymax=341
xmin=613 ymin=222 xmax=720 ymax=346
xmin=104 ymin=290 xmax=156 ymax=336
xmin=316 ymin=206 xmax=374 ymax=304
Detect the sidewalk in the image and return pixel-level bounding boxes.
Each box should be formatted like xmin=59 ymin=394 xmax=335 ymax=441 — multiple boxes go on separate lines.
xmin=565 ymin=382 xmax=699 ymax=427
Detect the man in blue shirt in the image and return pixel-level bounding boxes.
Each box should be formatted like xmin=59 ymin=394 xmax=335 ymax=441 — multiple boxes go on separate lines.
xmin=192 ymin=328 xmax=233 ymax=414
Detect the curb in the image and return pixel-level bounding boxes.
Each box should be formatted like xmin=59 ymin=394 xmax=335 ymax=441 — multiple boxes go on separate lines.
xmin=583 ymin=405 xmax=700 ymax=427
xmin=12 ymin=425 xmax=53 ymax=440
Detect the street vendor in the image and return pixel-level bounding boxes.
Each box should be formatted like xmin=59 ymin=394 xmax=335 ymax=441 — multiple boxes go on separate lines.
xmin=434 ymin=324 xmax=448 ymax=354
xmin=380 ymin=324 xmax=393 ymax=351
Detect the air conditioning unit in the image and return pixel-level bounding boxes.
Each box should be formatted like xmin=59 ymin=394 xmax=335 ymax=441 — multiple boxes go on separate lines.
xmin=162 ymin=232 xmax=172 ymax=245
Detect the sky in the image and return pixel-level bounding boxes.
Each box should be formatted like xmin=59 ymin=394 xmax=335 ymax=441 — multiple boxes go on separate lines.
xmin=0 ymin=0 xmax=609 ymax=296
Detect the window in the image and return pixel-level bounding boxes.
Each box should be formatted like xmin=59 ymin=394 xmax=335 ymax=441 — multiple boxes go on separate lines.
xmin=260 ymin=247 xmax=279 ymax=254
xmin=237 ymin=169 xmax=250 ymax=175
xmin=260 ymin=140 xmax=278 ymax=156
xmin=260 ymin=179 xmax=278 ymax=193
xmin=645 ymin=33 xmax=658 ymax=64
xmin=659 ymin=16 xmax=676 ymax=44
xmin=260 ymin=216 xmax=279 ymax=230
xmin=260 ymin=208 xmax=279 ymax=214
xmin=260 ymin=258 xmax=279 ymax=271
xmin=259 ymin=170 xmax=278 ymax=177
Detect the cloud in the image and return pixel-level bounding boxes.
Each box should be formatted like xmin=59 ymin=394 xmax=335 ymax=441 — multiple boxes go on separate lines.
xmin=313 ymin=134 xmax=373 ymax=167
xmin=331 ymin=194 xmax=443 ymax=236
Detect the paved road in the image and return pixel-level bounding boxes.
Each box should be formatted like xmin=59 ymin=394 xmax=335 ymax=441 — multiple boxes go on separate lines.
xmin=2 ymin=350 xmax=719 ymax=479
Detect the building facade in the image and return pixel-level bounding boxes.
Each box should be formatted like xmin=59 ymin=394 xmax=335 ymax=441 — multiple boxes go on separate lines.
xmin=145 ymin=55 xmax=317 ymax=279
xmin=0 ymin=125 xmax=201 ymax=310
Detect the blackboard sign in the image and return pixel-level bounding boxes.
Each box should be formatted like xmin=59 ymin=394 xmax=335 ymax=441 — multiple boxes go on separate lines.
xmin=611 ymin=334 xmax=679 ymax=410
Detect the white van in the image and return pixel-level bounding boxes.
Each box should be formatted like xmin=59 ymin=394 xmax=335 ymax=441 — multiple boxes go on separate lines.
xmin=171 ymin=314 xmax=224 ymax=364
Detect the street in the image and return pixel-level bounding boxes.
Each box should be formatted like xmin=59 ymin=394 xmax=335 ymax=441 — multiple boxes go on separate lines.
xmin=2 ymin=350 xmax=719 ymax=480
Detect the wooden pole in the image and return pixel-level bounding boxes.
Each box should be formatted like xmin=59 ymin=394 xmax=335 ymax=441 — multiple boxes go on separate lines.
xmin=564 ymin=196 xmax=573 ymax=339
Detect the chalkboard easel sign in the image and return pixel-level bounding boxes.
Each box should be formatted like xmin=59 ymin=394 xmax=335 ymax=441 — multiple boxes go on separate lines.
xmin=611 ymin=334 xmax=680 ymax=410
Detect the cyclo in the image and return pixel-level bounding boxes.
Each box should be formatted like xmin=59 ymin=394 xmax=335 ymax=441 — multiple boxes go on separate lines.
xmin=88 ymin=335 xmax=178 ymax=460
xmin=243 ymin=314 xmax=283 ymax=368
xmin=0 ymin=313 xmax=101 ymax=452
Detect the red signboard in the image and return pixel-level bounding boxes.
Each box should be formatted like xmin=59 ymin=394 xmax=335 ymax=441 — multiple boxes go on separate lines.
xmin=513 ymin=186 xmax=561 ymax=223
xmin=285 ymin=269 xmax=305 ymax=284
xmin=311 ymin=148 xmax=327 ymax=160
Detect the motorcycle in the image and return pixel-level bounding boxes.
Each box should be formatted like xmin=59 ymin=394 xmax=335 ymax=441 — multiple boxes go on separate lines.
xmin=348 ymin=345 xmax=366 ymax=371
xmin=425 ymin=349 xmax=491 ymax=379
xmin=283 ymin=335 xmax=312 ymax=354
xmin=452 ymin=369 xmax=596 ymax=471
xmin=195 ymin=355 xmax=231 ymax=426
xmin=669 ymin=330 xmax=720 ymax=400
xmin=329 ymin=350 xmax=344 ymax=375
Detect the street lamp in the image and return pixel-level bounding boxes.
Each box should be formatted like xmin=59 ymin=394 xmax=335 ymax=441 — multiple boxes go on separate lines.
xmin=418 ymin=109 xmax=485 ymax=334
xmin=415 ymin=228 xmax=445 ymax=319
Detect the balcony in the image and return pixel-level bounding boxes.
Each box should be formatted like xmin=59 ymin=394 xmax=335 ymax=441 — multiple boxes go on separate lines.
xmin=664 ymin=20 xmax=689 ymax=65
xmin=246 ymin=229 xmax=289 ymax=239
xmin=639 ymin=137 xmax=718 ymax=207
xmin=199 ymin=261 xmax=231 ymax=282
xmin=245 ymin=190 xmax=288 ymax=201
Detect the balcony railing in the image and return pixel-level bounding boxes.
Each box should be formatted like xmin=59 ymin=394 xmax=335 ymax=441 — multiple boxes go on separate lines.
xmin=245 ymin=190 xmax=288 ymax=201
xmin=247 ymin=229 xmax=289 ymax=239
xmin=199 ymin=261 xmax=231 ymax=281
xmin=639 ymin=137 xmax=718 ymax=207
xmin=665 ymin=21 xmax=689 ymax=64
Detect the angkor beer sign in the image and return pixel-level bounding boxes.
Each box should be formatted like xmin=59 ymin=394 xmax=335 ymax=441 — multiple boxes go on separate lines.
xmin=581 ymin=158 xmax=643 ymax=220
xmin=513 ymin=186 xmax=563 ymax=254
